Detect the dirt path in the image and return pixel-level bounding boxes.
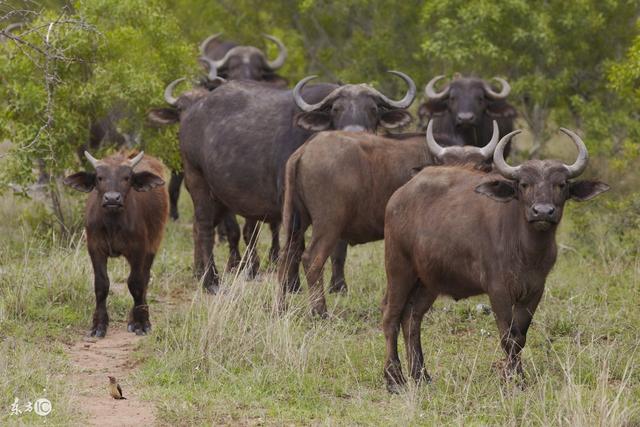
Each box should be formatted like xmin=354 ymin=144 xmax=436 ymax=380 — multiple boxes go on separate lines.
xmin=67 ymin=324 xmax=156 ymax=426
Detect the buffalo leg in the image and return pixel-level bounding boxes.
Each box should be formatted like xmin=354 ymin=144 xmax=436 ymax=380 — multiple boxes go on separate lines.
xmin=168 ymin=171 xmax=183 ymax=221
xmin=400 ymin=284 xmax=437 ymax=383
xmin=223 ymin=214 xmax=242 ymax=272
xmin=126 ymin=253 xmax=153 ymax=335
xmin=88 ymin=249 xmax=110 ymax=338
xmin=382 ymin=248 xmax=418 ymax=393
xmin=268 ymin=221 xmax=281 ymax=265
xmin=241 ymin=219 xmax=261 ymax=279
xmin=328 ymin=240 xmax=348 ymax=293
xmin=277 ymin=217 xmax=306 ymax=312
xmin=301 ymin=225 xmax=340 ymax=317
xmin=184 ymin=163 xmax=222 ymax=294
xmin=489 ymin=288 xmax=543 ymax=381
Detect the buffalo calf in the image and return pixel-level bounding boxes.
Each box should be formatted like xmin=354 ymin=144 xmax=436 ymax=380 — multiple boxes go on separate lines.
xmin=382 ymin=128 xmax=609 ymax=392
xmin=64 ymin=151 xmax=168 ymax=337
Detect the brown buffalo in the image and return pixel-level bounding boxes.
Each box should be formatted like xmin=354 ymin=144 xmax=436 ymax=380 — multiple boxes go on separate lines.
xmin=278 ymin=121 xmax=499 ymax=316
xmin=64 ymin=151 xmax=168 ymax=337
xmin=382 ymin=128 xmax=609 ymax=392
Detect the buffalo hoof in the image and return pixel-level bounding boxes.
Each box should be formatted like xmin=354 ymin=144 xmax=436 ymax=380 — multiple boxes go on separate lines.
xmin=205 ymin=283 xmax=219 ymax=295
xmin=89 ymin=326 xmax=107 ymax=338
xmin=311 ymin=305 xmax=328 ymax=319
xmin=128 ymin=321 xmax=152 ymax=335
xmin=328 ymin=279 xmax=347 ymax=294
xmin=170 ymin=210 xmax=179 ymax=221
xmin=286 ymin=278 xmax=302 ymax=293
xmin=384 ymin=362 xmax=406 ymax=394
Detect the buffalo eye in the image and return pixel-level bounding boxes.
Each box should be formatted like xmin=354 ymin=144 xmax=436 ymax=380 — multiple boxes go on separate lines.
xmin=558 ymin=182 xmax=566 ymax=189
xmin=123 ymin=176 xmax=129 ymax=182
xmin=520 ymin=182 xmax=529 ymax=190
xmin=97 ymin=176 xmax=103 ymax=182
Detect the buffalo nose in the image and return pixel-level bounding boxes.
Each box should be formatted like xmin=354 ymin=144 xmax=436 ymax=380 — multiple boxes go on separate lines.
xmin=532 ymin=203 xmax=555 ymax=216
xmin=457 ymin=112 xmax=475 ymax=123
xmin=103 ymin=192 xmax=122 ymax=205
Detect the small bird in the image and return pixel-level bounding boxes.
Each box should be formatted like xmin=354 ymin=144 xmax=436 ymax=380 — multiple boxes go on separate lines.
xmin=108 ymin=376 xmax=126 ymax=400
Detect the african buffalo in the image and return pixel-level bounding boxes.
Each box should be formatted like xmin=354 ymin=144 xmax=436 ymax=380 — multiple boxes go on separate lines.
xmin=278 ymin=121 xmax=498 ymax=316
xmin=180 ymin=72 xmax=416 ymax=293
xmin=164 ymin=34 xmax=289 ymax=274
xmin=382 ymin=128 xmax=609 ymax=392
xmin=200 ymin=33 xmax=288 ymax=85
xmin=64 ymin=151 xmax=169 ymax=337
xmin=418 ymin=75 xmax=517 ymax=155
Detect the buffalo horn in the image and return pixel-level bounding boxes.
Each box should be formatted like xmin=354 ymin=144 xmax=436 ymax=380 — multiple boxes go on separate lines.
xmin=493 ymin=130 xmax=523 ymax=179
xmin=424 ymin=75 xmax=450 ymax=100
xmin=559 ymin=128 xmax=589 ymax=178
xmin=263 ymin=34 xmax=287 ymax=70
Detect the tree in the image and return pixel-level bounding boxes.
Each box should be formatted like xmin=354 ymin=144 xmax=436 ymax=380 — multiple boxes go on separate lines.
xmin=0 ymin=0 xmax=196 ymax=188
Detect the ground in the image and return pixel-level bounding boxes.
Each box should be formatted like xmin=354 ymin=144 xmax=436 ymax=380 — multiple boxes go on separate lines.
xmin=0 ymin=184 xmax=638 ymax=426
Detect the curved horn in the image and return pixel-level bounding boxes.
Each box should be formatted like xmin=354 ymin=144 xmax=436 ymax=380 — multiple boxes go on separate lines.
xmin=478 ymin=120 xmax=500 ymax=159
xmin=424 ymin=75 xmax=450 ymax=100
xmin=198 ymin=56 xmax=219 ymax=81
xmin=84 ymin=151 xmax=100 ymax=169
xmin=425 ymin=120 xmax=446 ymax=159
xmin=559 ymin=128 xmax=589 ymax=178
xmin=164 ymin=77 xmax=186 ymax=106
xmin=483 ymin=77 xmax=511 ymax=100
xmin=199 ymin=32 xmax=223 ymax=56
xmin=262 ymin=34 xmax=287 ymax=70
xmin=293 ymin=75 xmax=333 ymax=112
xmin=374 ymin=70 xmax=416 ymax=109
xmin=493 ymin=130 xmax=523 ymax=179
xmin=4 ymin=22 xmax=24 ymax=34
xmin=128 ymin=151 xmax=144 ymax=169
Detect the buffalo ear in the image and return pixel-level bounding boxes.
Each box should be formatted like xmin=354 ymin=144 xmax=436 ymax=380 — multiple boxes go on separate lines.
xmin=421 ymin=99 xmax=448 ymax=117
xmin=147 ymin=108 xmax=180 ymax=126
xmin=132 ymin=171 xmax=165 ymax=192
xmin=474 ymin=179 xmax=517 ymax=202
xmin=379 ymin=110 xmax=413 ymax=129
xmin=487 ymin=100 xmax=517 ymax=119
xmin=63 ymin=172 xmax=96 ymax=193
xmin=295 ymin=112 xmax=332 ymax=131
xmin=569 ymin=180 xmax=610 ymax=201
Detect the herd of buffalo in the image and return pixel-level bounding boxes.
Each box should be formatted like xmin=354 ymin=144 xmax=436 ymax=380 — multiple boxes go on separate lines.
xmin=59 ymin=33 xmax=610 ymax=392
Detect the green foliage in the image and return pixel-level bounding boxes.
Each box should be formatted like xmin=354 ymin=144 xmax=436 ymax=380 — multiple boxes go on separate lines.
xmin=0 ymin=0 xmax=639 ymax=185
xmin=0 ymin=0 xmax=196 ymax=186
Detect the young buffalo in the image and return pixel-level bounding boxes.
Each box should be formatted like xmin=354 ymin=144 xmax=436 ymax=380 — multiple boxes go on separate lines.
xmin=382 ymin=128 xmax=609 ymax=392
xmin=64 ymin=151 xmax=168 ymax=337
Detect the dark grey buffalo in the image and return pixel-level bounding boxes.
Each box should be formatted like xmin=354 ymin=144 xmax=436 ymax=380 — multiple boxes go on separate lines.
xmin=179 ymin=72 xmax=416 ymax=293
xmin=199 ymin=33 xmax=288 ymax=86
xmin=418 ymin=75 xmax=517 ymax=155
xmin=165 ymin=34 xmax=289 ymax=275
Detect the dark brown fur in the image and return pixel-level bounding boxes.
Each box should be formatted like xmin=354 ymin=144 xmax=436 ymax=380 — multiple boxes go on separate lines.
xmin=64 ymin=152 xmax=169 ymax=337
xmin=381 ymin=160 xmax=608 ymax=392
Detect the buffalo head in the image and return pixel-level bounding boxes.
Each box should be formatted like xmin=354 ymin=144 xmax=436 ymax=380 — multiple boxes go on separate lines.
xmin=64 ymin=151 xmax=164 ymax=211
xmin=475 ymin=129 xmax=609 ymax=231
xmin=200 ymin=33 xmax=287 ymax=83
xmin=293 ymin=71 xmax=416 ymax=132
xmin=147 ymin=58 xmax=225 ymax=126
xmin=422 ymin=75 xmax=516 ymax=128
xmin=426 ymin=119 xmax=499 ymax=171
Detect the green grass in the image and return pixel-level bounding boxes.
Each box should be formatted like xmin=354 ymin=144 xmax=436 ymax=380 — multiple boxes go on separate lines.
xmin=1 ymin=185 xmax=639 ymax=425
